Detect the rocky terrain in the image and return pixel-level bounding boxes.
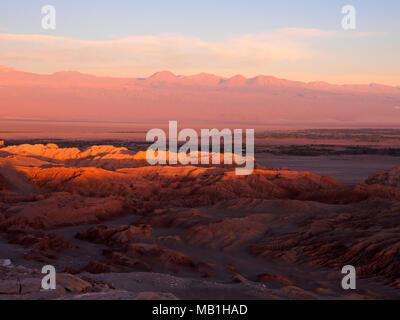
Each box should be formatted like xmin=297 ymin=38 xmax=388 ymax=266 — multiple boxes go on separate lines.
xmin=366 ymin=166 xmax=400 ymax=187
xmin=0 ymin=143 xmax=399 ymax=299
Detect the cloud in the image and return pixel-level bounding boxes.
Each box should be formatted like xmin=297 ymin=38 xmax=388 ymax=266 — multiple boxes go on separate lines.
xmin=0 ymin=28 xmax=380 ymax=77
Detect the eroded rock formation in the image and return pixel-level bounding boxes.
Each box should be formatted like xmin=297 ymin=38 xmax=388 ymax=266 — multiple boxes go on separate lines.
xmin=0 ymin=143 xmax=399 ymax=299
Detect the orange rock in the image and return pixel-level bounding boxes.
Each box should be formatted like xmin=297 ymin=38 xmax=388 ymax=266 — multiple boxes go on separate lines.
xmin=57 ymin=273 xmax=92 ymax=293
xmin=257 ymin=273 xmax=296 ymax=286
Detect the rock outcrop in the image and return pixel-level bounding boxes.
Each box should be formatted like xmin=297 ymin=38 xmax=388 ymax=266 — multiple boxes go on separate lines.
xmin=366 ymin=166 xmax=400 ymax=187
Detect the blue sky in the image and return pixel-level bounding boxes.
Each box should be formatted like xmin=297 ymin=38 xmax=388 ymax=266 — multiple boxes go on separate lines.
xmin=2 ymin=0 xmax=400 ymax=39
xmin=0 ymin=1 xmax=399 ymax=84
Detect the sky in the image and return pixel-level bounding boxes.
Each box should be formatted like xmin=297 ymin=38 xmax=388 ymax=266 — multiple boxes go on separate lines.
xmin=0 ymin=0 xmax=399 ymax=85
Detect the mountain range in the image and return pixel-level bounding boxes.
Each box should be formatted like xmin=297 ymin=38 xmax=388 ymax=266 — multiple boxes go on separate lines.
xmin=1 ymin=66 xmax=400 ymax=126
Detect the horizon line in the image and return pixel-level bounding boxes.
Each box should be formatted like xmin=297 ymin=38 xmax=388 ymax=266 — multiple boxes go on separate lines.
xmin=2 ymin=65 xmax=399 ymax=88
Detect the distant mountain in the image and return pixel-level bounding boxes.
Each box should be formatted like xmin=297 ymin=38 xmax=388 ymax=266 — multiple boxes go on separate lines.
xmin=0 ymin=66 xmax=399 ymax=125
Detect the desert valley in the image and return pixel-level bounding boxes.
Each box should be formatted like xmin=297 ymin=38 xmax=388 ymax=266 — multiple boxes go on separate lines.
xmin=1 ymin=0 xmax=400 ymax=309
xmin=0 ymin=65 xmax=399 ymax=300
xmin=0 ymin=138 xmax=399 ymax=299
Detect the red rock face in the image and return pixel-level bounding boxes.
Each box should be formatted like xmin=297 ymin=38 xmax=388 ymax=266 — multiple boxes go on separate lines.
xmin=249 ymin=199 xmax=400 ymax=287
xmin=366 ymin=166 xmax=400 ymax=187
xmin=0 ymin=173 xmax=11 ymax=191
xmin=76 ymin=224 xmax=152 ymax=246
xmin=3 ymin=227 xmax=78 ymax=263
xmin=0 ymin=143 xmax=399 ymax=299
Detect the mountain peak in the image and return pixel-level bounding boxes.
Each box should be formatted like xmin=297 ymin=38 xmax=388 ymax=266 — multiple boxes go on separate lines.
xmin=52 ymin=70 xmax=87 ymax=76
xmin=147 ymin=71 xmax=177 ymax=81
xmin=247 ymin=75 xmax=295 ymax=87
xmin=185 ymin=72 xmax=222 ymax=85
xmin=220 ymin=74 xmax=248 ymax=86
xmin=0 ymin=65 xmax=15 ymax=72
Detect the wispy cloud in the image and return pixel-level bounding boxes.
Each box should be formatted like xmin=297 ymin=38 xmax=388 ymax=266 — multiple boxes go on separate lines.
xmin=0 ymin=28 xmax=380 ymax=77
